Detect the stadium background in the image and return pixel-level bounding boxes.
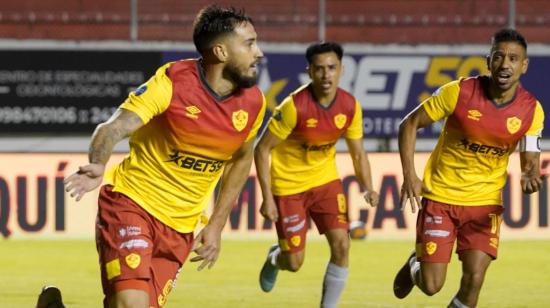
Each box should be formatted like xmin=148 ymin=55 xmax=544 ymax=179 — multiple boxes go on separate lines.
xmin=0 ymin=0 xmax=549 ymax=307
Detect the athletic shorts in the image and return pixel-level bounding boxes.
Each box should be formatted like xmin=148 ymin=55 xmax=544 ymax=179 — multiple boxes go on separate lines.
xmin=96 ymin=185 xmax=194 ymax=308
xmin=415 ymin=198 xmax=504 ymax=263
xmin=274 ymin=180 xmax=349 ymax=253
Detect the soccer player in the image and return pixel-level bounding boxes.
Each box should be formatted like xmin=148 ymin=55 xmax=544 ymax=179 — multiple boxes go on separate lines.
xmin=255 ymin=42 xmax=379 ymax=308
xmin=393 ymin=29 xmax=545 ymax=308
xmin=63 ymin=5 xmax=265 ymax=308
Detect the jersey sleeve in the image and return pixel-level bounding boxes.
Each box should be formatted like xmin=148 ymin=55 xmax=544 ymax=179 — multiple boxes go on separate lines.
xmin=119 ymin=63 xmax=173 ymax=125
xmin=519 ymin=101 xmax=544 ymax=152
xmin=267 ymin=95 xmax=297 ymax=140
xmin=526 ymin=101 xmax=544 ymax=136
xmin=344 ymin=100 xmax=364 ymax=139
xmin=422 ymin=80 xmax=461 ymax=122
xmin=244 ymin=93 xmax=268 ymax=142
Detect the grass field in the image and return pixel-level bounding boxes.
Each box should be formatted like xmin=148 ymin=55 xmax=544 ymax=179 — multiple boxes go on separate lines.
xmin=1 ymin=239 xmax=549 ymax=307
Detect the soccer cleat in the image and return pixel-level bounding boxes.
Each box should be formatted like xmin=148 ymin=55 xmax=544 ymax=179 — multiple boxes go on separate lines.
xmin=259 ymin=244 xmax=280 ymax=292
xmin=36 ymin=286 xmax=65 ymax=308
xmin=393 ymin=251 xmax=417 ymax=299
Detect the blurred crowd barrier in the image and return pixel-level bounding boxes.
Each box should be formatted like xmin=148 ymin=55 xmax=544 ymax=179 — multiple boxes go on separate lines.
xmin=1 ymin=0 xmax=550 ymax=43
xmin=1 ymin=45 xmax=550 ymax=141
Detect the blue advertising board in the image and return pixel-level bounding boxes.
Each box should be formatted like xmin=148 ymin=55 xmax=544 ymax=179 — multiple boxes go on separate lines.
xmin=164 ymin=50 xmax=549 ymax=138
xmin=1 ymin=46 xmax=548 ymax=138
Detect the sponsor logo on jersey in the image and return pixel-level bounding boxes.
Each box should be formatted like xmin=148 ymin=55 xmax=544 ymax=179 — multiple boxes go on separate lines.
xmin=166 ymin=151 xmax=224 ymax=173
xmin=285 ymin=220 xmax=306 ymax=233
xmin=185 ymin=105 xmax=201 ymax=119
xmin=119 ymin=239 xmax=149 ymax=250
xmin=424 ymin=229 xmax=450 ymax=237
xmin=426 ymin=215 xmax=443 ymax=224
xmin=334 ymin=114 xmax=347 ymax=129
xmin=467 ymin=109 xmax=482 ymax=121
xmin=125 ymin=253 xmax=141 ymax=269
xmin=506 ymin=116 xmax=522 ymax=134
xmin=273 ymin=110 xmax=282 ymax=121
xmin=306 ymin=118 xmax=318 ymax=128
xmin=426 ymin=241 xmax=437 ymax=255
xmin=158 ymin=279 xmax=174 ymax=306
xmin=118 ymin=225 xmax=142 ymax=237
xmin=457 ymin=138 xmax=507 ymax=156
xmin=134 ymin=85 xmax=147 ymax=96
xmin=300 ymin=142 xmax=335 ymax=152
xmin=232 ymin=109 xmax=248 ymax=132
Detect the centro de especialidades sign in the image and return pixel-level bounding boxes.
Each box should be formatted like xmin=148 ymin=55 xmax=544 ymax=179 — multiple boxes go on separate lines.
xmin=0 ymin=43 xmax=549 ymax=137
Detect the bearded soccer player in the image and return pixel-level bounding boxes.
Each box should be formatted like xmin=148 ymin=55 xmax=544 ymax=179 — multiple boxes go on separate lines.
xmin=393 ymin=29 xmax=545 ymax=308
xmin=255 ymin=42 xmax=379 ymax=308
xmin=63 ymin=5 xmax=265 ymax=308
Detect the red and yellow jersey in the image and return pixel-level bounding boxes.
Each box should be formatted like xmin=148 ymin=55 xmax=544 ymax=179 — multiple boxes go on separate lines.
xmin=105 ymin=59 xmax=266 ymax=233
xmin=422 ymin=76 xmax=544 ymax=206
xmin=268 ymin=84 xmax=363 ymax=196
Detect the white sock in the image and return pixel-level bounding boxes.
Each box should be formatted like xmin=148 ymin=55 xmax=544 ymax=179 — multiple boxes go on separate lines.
xmin=321 ymin=262 xmax=349 ymax=308
xmin=409 ymin=254 xmax=420 ymax=285
xmin=269 ymin=246 xmax=281 ymax=267
xmin=448 ymin=295 xmax=470 ymax=308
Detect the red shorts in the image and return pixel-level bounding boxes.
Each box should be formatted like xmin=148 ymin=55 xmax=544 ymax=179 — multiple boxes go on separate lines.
xmin=96 ymin=185 xmax=193 ymax=307
xmin=416 ymin=198 xmax=504 ymax=263
xmin=274 ymin=180 xmax=349 ymax=253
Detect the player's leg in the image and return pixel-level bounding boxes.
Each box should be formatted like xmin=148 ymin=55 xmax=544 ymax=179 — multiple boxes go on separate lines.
xmin=308 ymin=180 xmax=350 ymax=308
xmin=448 ymin=205 xmax=503 ymax=308
xmin=394 ymin=199 xmax=457 ymax=299
xmin=146 ymin=227 xmax=193 ymax=307
xmin=96 ymin=185 xmax=154 ymax=308
xmin=447 ymin=250 xmax=492 ymax=308
xmin=259 ymin=192 xmax=308 ymax=292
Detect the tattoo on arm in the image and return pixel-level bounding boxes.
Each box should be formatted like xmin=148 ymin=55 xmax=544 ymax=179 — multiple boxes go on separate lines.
xmin=89 ymin=109 xmax=143 ymax=165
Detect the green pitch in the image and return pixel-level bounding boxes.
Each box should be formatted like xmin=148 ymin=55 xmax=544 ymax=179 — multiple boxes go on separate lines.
xmin=1 ymin=239 xmax=549 ymax=307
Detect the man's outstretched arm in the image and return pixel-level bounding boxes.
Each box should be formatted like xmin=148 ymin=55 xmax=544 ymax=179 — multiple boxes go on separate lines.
xmin=64 ymin=108 xmax=143 ymax=201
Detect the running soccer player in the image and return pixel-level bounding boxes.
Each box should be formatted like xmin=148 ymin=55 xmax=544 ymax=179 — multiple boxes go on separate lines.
xmin=393 ymin=28 xmax=545 ymax=308
xmin=64 ymin=5 xmax=265 ymax=307
xmin=255 ymin=42 xmax=379 ymax=308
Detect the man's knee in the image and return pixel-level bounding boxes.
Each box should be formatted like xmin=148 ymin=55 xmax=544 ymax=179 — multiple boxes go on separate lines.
xmin=110 ymin=289 xmax=149 ymax=308
xmin=422 ymin=279 xmax=444 ymax=296
xmin=461 ymin=271 xmax=485 ymax=292
xmin=420 ymin=272 xmax=445 ymax=296
xmin=328 ymin=231 xmax=350 ymax=260
xmin=280 ymin=253 xmax=304 ymax=272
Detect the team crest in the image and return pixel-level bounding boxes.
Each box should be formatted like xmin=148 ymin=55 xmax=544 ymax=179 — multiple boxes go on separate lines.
xmin=426 ymin=241 xmax=437 ymax=255
xmin=125 ymin=253 xmax=141 ymax=269
xmin=232 ymin=109 xmax=248 ymax=132
xmin=334 ymin=114 xmax=347 ymax=129
xmin=506 ymin=116 xmax=522 ymax=134
xmin=290 ymin=235 xmax=301 ymax=247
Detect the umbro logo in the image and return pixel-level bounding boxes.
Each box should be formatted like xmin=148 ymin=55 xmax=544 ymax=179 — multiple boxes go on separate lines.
xmin=467 ymin=109 xmax=482 ymax=121
xmin=185 ymin=106 xmax=201 ymax=119
xmin=306 ymin=118 xmax=318 ymax=128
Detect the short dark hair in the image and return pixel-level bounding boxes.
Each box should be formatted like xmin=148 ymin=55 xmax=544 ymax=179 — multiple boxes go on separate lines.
xmin=193 ymin=5 xmax=253 ymax=55
xmin=305 ymin=42 xmax=343 ymax=64
xmin=491 ymin=28 xmax=527 ymax=52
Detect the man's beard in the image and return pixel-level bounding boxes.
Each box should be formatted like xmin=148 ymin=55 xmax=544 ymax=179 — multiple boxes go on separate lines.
xmin=225 ymin=63 xmax=258 ymax=88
